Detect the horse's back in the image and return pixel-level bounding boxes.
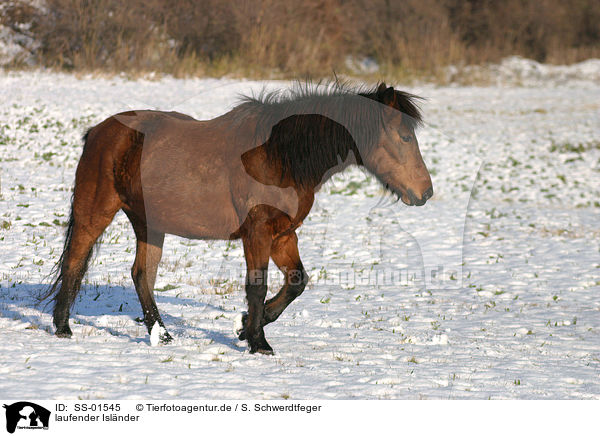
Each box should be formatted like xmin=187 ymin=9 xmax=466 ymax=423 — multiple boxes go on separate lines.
xmin=83 ymin=110 xmax=242 ymax=238
xmin=79 ymin=108 xmax=298 ymax=240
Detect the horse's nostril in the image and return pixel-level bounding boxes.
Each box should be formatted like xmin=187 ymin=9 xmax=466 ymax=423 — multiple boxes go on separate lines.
xmin=406 ymin=189 xmax=417 ymax=205
xmin=422 ymin=186 xmax=433 ymax=201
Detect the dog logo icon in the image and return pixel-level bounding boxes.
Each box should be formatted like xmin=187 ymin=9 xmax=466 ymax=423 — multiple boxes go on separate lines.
xmin=3 ymin=402 xmax=50 ymax=433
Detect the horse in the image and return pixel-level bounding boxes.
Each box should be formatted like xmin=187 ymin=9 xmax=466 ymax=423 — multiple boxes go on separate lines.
xmin=45 ymin=81 xmax=433 ymax=355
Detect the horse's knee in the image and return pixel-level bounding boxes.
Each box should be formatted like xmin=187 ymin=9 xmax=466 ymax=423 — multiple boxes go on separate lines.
xmin=288 ymin=267 xmax=308 ymax=297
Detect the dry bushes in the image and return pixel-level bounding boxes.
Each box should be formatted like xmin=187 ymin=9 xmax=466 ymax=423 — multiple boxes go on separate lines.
xmin=3 ymin=0 xmax=599 ymax=78
xmin=445 ymin=0 xmax=600 ymax=64
xmin=34 ymin=0 xmax=173 ymax=70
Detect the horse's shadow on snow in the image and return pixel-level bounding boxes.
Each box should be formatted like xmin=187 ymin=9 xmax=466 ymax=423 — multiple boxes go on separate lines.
xmin=0 ymin=283 xmax=245 ymax=352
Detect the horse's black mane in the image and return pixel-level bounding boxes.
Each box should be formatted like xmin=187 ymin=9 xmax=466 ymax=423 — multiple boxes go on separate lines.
xmin=236 ymin=81 xmax=423 ymax=189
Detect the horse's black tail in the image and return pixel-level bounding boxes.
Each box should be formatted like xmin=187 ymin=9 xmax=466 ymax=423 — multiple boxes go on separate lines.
xmin=38 ymin=203 xmax=76 ymax=306
xmin=39 ymin=129 xmax=97 ymax=307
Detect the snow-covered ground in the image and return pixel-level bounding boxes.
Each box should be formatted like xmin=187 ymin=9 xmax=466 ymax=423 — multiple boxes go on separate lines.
xmin=1 ymin=71 xmax=599 ymax=399
xmin=445 ymin=56 xmax=600 ymax=86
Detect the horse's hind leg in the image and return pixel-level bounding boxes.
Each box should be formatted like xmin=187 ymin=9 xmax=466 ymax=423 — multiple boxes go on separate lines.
xmin=53 ymin=193 xmax=121 ymax=337
xmin=263 ymin=232 xmax=308 ymax=325
xmin=125 ymin=212 xmax=171 ymax=343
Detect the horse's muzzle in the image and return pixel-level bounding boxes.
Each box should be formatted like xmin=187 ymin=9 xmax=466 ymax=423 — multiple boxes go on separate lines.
xmin=404 ymin=186 xmax=433 ymax=206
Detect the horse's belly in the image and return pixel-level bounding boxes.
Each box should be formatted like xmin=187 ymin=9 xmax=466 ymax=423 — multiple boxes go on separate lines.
xmin=143 ymin=189 xmax=240 ymax=239
xmin=139 ymin=164 xmax=240 ymax=239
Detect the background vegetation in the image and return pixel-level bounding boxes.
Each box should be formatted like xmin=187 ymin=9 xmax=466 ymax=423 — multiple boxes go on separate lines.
xmin=2 ymin=0 xmax=599 ymax=79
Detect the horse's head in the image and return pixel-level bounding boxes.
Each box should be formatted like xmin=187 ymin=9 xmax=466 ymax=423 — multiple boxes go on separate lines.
xmin=363 ymin=84 xmax=433 ymax=206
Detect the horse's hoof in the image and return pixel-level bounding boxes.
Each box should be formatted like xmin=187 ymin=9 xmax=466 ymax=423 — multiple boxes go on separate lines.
xmin=250 ymin=346 xmax=274 ymax=356
xmin=55 ymin=326 xmax=72 ymax=338
xmin=150 ymin=321 xmax=172 ymax=346
xmin=249 ymin=337 xmax=274 ymax=355
xmin=235 ymin=312 xmax=248 ymax=341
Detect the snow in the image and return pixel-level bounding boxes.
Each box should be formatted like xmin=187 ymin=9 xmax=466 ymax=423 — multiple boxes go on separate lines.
xmin=345 ymin=56 xmax=380 ymax=75
xmin=1 ymin=70 xmax=599 ymax=399
xmin=445 ymin=56 xmax=600 ymax=86
xmin=149 ymin=322 xmax=161 ymax=347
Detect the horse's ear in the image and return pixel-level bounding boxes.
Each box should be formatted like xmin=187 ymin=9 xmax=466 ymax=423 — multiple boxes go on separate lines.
xmin=381 ymin=86 xmax=396 ymax=106
xmin=377 ymin=82 xmax=387 ymax=94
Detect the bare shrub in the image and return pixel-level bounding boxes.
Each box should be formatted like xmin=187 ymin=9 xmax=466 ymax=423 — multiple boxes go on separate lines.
xmin=3 ymin=0 xmax=599 ymax=78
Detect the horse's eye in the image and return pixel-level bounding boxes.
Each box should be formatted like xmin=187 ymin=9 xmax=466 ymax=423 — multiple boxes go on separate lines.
xmin=401 ymin=135 xmax=412 ymax=142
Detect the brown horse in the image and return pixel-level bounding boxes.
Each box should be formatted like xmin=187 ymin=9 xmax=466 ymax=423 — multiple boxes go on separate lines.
xmin=45 ymin=82 xmax=433 ymax=354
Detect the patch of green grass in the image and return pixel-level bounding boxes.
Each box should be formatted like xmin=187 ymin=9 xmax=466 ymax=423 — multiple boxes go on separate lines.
xmin=155 ymin=284 xmax=179 ymax=292
xmin=330 ymin=178 xmax=371 ymax=196
xmin=549 ymin=140 xmax=600 ymax=154
xmin=41 ymin=152 xmax=56 ymax=161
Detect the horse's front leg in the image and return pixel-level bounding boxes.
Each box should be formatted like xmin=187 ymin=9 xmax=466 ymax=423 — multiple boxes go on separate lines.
xmin=240 ymin=226 xmax=273 ymax=355
xmin=263 ymin=231 xmax=308 ymax=325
